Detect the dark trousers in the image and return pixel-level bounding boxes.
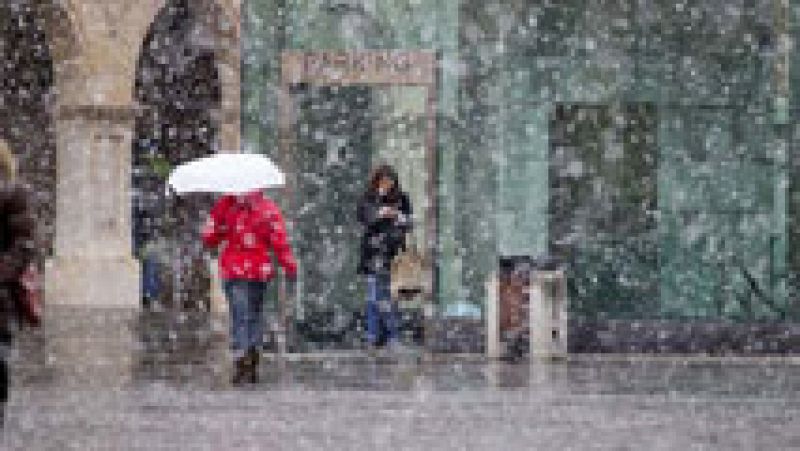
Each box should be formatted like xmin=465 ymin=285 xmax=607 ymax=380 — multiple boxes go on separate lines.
xmin=223 ymin=280 xmax=267 ymax=358
xmin=365 ymin=273 xmax=399 ymax=346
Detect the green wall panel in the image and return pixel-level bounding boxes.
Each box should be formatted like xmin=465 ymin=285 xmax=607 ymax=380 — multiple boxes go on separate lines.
xmin=243 ymin=0 xmax=798 ymax=321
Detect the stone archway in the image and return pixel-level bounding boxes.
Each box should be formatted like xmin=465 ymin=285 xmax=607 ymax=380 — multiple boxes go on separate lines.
xmin=143 ymin=0 xmax=240 ymax=153
xmin=132 ymin=0 xmax=224 ymax=310
xmin=40 ymin=0 xmax=239 ymax=308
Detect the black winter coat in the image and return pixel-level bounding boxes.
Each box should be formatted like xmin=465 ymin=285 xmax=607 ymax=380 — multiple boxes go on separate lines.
xmin=357 ymin=191 xmax=412 ymax=275
xmin=0 ymin=182 xmax=35 ymax=345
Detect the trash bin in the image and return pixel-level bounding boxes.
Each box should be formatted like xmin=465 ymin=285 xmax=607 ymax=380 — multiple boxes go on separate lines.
xmin=498 ymin=256 xmax=532 ymax=341
xmin=486 ymin=257 xmax=532 ymax=359
xmin=529 ymin=263 xmax=568 ymax=361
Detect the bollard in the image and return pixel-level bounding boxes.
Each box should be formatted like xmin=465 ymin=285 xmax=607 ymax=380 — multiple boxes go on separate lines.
xmin=485 ymin=271 xmax=500 ymax=359
xmin=529 ymin=269 xmax=568 ymax=361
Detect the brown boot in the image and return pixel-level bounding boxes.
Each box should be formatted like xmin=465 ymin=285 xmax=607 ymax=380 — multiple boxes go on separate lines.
xmin=246 ymin=348 xmax=260 ymax=384
xmin=231 ymin=356 xmax=248 ymax=385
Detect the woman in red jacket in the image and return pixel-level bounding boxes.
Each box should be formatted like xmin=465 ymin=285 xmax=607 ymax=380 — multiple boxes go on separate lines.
xmin=202 ymin=190 xmax=297 ymax=384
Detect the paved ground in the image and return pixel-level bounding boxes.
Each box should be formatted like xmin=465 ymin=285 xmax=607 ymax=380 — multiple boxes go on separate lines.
xmin=2 ymin=308 xmax=800 ymax=450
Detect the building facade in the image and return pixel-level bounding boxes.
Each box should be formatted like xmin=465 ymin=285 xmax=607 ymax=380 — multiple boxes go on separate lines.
xmin=243 ymin=0 xmax=800 ymax=350
xmin=3 ymin=0 xmax=800 ymax=351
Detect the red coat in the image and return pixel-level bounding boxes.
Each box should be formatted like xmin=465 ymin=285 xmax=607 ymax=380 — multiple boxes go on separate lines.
xmin=202 ymin=191 xmax=297 ymax=281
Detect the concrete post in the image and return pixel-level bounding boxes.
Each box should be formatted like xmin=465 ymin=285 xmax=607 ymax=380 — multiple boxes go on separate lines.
xmin=485 ymin=271 xmax=501 ymax=359
xmin=529 ymin=269 xmax=568 ymax=361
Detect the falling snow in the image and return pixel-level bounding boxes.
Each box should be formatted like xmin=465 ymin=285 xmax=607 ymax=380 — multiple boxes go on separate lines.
xmin=0 ymin=0 xmax=799 ymax=449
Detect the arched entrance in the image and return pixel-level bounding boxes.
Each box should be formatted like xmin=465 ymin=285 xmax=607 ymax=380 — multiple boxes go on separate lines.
xmin=132 ymin=0 xmax=222 ymax=309
xmin=279 ymin=51 xmax=438 ymax=349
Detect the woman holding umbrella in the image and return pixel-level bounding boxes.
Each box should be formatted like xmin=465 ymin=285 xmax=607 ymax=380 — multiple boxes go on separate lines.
xmin=170 ymin=152 xmax=295 ymax=384
xmin=202 ymin=190 xmax=297 ymax=384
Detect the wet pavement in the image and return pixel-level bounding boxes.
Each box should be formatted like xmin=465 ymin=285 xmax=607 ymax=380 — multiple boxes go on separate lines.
xmin=3 ymin=308 xmax=800 ymax=450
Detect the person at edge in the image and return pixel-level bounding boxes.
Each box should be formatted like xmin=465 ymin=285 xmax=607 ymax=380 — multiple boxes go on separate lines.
xmin=0 ymin=142 xmax=35 ymax=423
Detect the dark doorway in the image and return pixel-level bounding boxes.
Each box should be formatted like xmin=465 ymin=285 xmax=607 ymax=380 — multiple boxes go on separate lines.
xmin=287 ymin=85 xmax=373 ymax=347
xmin=132 ymin=0 xmax=221 ymax=309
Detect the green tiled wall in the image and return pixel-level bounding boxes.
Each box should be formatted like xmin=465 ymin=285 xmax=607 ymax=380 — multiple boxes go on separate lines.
xmin=244 ymin=1 xmax=799 ymax=321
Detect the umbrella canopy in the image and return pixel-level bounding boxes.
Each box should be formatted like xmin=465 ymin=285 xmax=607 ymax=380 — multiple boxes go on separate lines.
xmin=167 ymin=152 xmax=285 ymax=195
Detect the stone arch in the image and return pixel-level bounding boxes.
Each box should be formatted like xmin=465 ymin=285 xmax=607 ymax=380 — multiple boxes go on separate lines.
xmin=40 ymin=0 xmax=82 ymax=64
xmin=35 ymin=0 xmax=83 ymax=107
xmin=189 ymin=0 xmax=240 ymax=153
xmin=135 ymin=0 xmax=240 ymax=152
xmin=132 ymin=0 xmax=234 ymax=310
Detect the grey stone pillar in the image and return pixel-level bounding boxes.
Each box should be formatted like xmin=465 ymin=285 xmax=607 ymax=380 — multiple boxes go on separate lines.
xmin=45 ymin=105 xmax=140 ymax=307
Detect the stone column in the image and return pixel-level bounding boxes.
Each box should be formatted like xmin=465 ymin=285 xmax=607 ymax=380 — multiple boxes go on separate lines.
xmin=45 ymin=104 xmax=141 ymax=307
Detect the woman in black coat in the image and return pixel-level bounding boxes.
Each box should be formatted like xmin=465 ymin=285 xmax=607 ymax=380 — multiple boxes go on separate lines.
xmin=357 ymin=165 xmax=412 ymax=348
xmin=0 ymin=143 xmax=35 ymax=424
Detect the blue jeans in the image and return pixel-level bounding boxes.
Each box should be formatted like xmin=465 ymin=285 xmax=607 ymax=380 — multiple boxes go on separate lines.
xmin=365 ymin=273 xmax=399 ymax=346
xmin=223 ymin=280 xmax=267 ymax=358
xmin=141 ymin=255 xmax=161 ymax=306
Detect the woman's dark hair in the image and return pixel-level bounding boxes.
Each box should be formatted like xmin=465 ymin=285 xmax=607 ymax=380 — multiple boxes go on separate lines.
xmin=366 ymin=164 xmax=402 ymax=200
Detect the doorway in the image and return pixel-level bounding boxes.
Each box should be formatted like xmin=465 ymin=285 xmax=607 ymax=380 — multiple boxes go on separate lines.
xmin=279 ymin=51 xmax=437 ymax=349
xmin=132 ymin=0 xmax=222 ymax=310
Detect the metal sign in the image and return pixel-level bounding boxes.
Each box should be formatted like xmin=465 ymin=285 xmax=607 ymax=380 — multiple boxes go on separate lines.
xmin=281 ymin=50 xmax=436 ymax=86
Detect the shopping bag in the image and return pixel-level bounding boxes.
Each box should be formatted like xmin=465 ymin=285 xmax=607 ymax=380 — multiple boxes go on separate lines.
xmin=391 ymin=238 xmax=428 ymax=300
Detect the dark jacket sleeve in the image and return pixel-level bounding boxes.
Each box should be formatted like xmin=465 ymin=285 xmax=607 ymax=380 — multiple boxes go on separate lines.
xmin=202 ymin=196 xmax=231 ymax=249
xmin=357 ymin=194 xmax=382 ymax=227
xmin=397 ymin=193 xmax=413 ymax=232
xmin=0 ymin=184 xmax=35 ymax=283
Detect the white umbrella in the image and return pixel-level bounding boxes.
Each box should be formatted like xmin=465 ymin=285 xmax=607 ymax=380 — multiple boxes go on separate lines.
xmin=166 ymin=152 xmax=285 ymax=195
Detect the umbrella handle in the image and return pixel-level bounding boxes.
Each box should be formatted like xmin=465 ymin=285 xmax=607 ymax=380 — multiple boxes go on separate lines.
xmin=165 ymin=182 xmax=179 ymax=197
